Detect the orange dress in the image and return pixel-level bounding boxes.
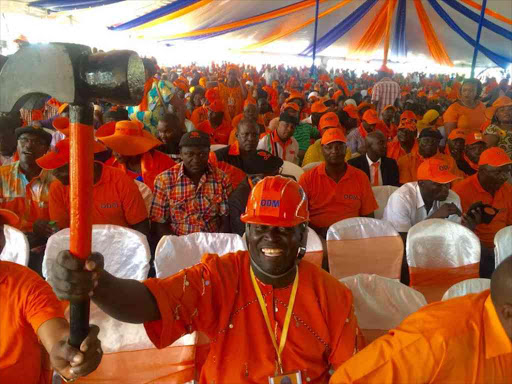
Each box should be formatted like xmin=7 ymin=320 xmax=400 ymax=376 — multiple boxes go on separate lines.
xmin=443 ymin=101 xmax=487 ymax=134
xmin=218 ymin=83 xmax=244 ymax=121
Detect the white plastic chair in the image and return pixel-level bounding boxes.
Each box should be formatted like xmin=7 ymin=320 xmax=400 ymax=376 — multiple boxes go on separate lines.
xmin=327 ymin=218 xmax=404 ymax=280
xmin=340 ymin=274 xmax=427 ymax=343
xmin=281 ymin=160 xmax=304 ymax=181
xmin=302 ymin=161 xmax=322 ymax=172
xmin=134 ymin=179 xmax=153 ymax=214
xmin=0 ymin=225 xmax=30 ymax=266
xmin=494 ymin=226 xmax=512 ymax=267
xmin=211 ymin=144 xmax=228 ymax=152
xmin=372 ymin=186 xmax=398 ymax=220
xmin=407 ymin=219 xmax=481 ymax=302
xmin=442 ymin=278 xmax=491 ymax=301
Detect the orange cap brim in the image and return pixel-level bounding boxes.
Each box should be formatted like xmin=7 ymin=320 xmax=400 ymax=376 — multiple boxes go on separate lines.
xmin=0 ymin=209 xmax=20 ymax=227
xmin=53 ymin=116 xmax=70 ymax=136
xmin=99 ymin=131 xmax=162 ymax=156
xmin=240 ymin=213 xmax=306 ymax=228
xmin=420 ymin=173 xmax=460 ymax=184
xmin=37 ymin=141 xmax=107 ymax=170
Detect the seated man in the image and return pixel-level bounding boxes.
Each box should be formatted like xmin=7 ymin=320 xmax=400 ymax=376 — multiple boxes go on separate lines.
xmin=386 ymin=111 xmax=418 ymax=162
xmin=347 ymin=109 xmax=379 ymax=155
xmin=97 ymin=120 xmax=176 ymax=191
xmin=464 ymin=132 xmax=488 ymax=172
xmin=0 ymin=259 xmax=102 ymax=384
xmin=299 ymin=128 xmax=377 ymax=237
xmin=398 ymin=128 xmax=457 ymax=184
xmin=348 ymin=130 xmax=399 ymax=186
xmin=197 ymin=99 xmax=232 ymax=145
xmin=453 ymin=147 xmax=512 ymax=277
xmin=37 ymin=139 xmax=150 ymax=238
xmin=447 ymin=128 xmax=473 ymax=178
xmin=229 ymin=102 xmax=263 ymax=144
xmin=156 ymin=112 xmax=185 ymax=163
xmin=151 ymin=131 xmax=232 ymax=237
xmin=258 ymin=112 xmax=299 ymax=164
xmin=224 ymin=150 xmax=283 ymax=236
xmin=48 ymin=176 xmax=361 ymax=383
xmin=331 ymin=255 xmax=512 ymax=384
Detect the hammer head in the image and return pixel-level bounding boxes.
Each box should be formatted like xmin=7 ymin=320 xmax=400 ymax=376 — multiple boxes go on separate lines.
xmin=0 ymin=43 xmax=145 ymax=113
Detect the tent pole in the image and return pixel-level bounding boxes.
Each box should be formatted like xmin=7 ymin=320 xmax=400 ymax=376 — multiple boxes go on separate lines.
xmin=310 ymin=0 xmax=320 ymax=78
xmin=470 ymin=0 xmax=487 ymax=78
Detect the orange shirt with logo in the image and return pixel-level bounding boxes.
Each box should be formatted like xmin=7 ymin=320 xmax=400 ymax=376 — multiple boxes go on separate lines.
xmin=452 ymin=174 xmax=512 ymax=249
xmin=0 ymin=261 xmax=65 ymax=384
xmin=299 ymin=163 xmax=378 ymax=228
xmin=49 ymin=164 xmax=148 ymax=229
xmin=397 ymin=152 xmax=457 ymax=184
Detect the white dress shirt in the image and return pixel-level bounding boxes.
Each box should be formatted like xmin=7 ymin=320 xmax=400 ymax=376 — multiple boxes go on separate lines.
xmin=366 ymin=155 xmax=383 ymax=186
xmin=383 ymin=182 xmax=462 ymax=233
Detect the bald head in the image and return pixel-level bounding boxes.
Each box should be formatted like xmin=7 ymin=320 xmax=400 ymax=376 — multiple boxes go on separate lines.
xmin=365 ymin=130 xmax=387 ymax=161
xmin=491 ymin=255 xmax=512 ymax=341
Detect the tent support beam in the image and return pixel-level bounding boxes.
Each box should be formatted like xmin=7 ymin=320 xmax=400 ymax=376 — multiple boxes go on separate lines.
xmin=310 ymin=0 xmax=320 ymax=78
xmin=470 ymin=0 xmax=487 ymax=78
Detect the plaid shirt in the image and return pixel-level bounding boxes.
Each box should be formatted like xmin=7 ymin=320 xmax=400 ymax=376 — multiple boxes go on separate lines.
xmin=371 ymin=78 xmax=400 ymax=117
xmin=150 ymin=163 xmax=232 ymax=236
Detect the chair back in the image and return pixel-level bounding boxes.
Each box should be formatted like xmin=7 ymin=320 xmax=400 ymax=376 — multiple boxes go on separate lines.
xmin=155 ymin=232 xmax=246 ymax=278
xmin=302 ymin=161 xmax=322 ymax=172
xmin=494 ymin=226 xmax=512 ymax=267
xmin=303 ymin=227 xmax=323 ymax=268
xmin=340 ymin=274 xmax=427 ymax=343
xmin=0 ymin=225 xmax=29 ymax=266
xmin=281 ymin=160 xmax=304 ymax=181
xmin=327 ymin=218 xmax=404 ymax=279
xmin=134 ymin=179 xmax=153 ymax=214
xmin=442 ymin=278 xmax=491 ymax=301
xmin=372 ymin=186 xmax=398 ymax=219
xmin=407 ymin=219 xmax=481 ymax=302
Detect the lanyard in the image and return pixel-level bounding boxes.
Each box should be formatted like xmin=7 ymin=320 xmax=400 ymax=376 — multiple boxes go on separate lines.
xmin=250 ymin=267 xmax=299 ymax=374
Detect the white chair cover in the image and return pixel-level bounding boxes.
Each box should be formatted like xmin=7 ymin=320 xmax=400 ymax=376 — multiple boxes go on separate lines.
xmin=327 ymin=217 xmax=398 ymax=240
xmin=340 ymin=274 xmax=427 ymax=330
xmin=442 ymin=278 xmax=491 ymax=301
xmin=494 ymin=226 xmax=512 ymax=267
xmin=372 ymin=186 xmax=398 ymax=220
xmin=211 ymin=144 xmax=228 ymax=151
xmin=155 ymin=232 xmax=246 ymax=278
xmin=0 ymin=225 xmax=30 ymax=266
xmin=302 ymin=161 xmax=322 ymax=172
xmin=43 ymin=225 xmax=150 ymax=281
xmin=281 ymin=160 xmax=304 ymax=181
xmin=406 ymin=219 xmax=480 ymax=268
xmin=134 ymin=179 xmax=153 ymax=214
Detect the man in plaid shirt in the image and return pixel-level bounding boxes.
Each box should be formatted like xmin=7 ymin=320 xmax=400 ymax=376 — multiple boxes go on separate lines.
xmin=150 ymin=131 xmax=232 ymax=237
xmin=371 ymin=65 xmax=400 ymax=118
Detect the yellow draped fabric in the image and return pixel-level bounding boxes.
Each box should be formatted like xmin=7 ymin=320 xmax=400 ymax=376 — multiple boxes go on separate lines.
xmin=413 ymin=0 xmax=454 ymax=67
xmin=152 ymin=0 xmax=329 ymax=40
xmin=240 ymin=0 xmax=355 ymax=51
xmin=459 ymin=0 xmax=512 ymax=25
xmin=133 ymin=0 xmax=213 ymax=32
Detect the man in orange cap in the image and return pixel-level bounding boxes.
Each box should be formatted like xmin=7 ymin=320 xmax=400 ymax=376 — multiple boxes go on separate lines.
xmin=453 ymin=147 xmax=512 ymax=277
xmin=331 ymin=254 xmax=512 ymax=384
xmin=258 ymin=112 xmax=299 ymax=164
xmin=37 ymin=138 xmax=150 ymax=238
xmin=463 ymin=132 xmax=488 ymax=173
xmin=381 ymin=105 xmax=398 ymax=139
xmin=387 ymin=111 xmax=418 ymax=162
xmin=347 ymin=109 xmax=379 ymax=155
xmin=299 ymin=128 xmax=377 ymax=237
xmin=371 ymin=66 xmax=400 ymax=117
xmin=48 ymin=175 xmax=361 ymax=383
xmin=218 ymin=65 xmax=247 ymax=121
xmin=97 ymin=120 xmax=175 ymax=191
xmin=447 ymin=128 xmax=474 ymax=180
xmin=197 ymin=99 xmax=232 ymax=145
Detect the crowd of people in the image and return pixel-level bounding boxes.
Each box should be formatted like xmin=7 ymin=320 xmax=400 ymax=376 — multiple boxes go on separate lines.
xmin=0 ymin=49 xmax=511 ymax=383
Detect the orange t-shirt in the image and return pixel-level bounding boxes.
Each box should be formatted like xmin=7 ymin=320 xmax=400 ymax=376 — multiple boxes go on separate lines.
xmin=331 ymin=291 xmax=512 ymax=384
xmin=197 ymin=120 xmax=233 ymax=145
xmin=298 ymin=163 xmax=378 ymax=228
xmin=443 ymin=101 xmax=487 ymax=134
xmin=386 ymin=140 xmax=418 ymax=162
xmin=397 ymin=152 xmax=457 ymax=184
xmin=143 ymin=251 xmax=359 ymax=383
xmin=452 ymin=174 xmax=512 ymax=249
xmin=0 ymin=261 xmax=65 ymax=384
xmin=49 ymin=164 xmax=148 ymax=229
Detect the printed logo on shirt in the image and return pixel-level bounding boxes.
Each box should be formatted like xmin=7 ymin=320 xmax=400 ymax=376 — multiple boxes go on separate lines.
xmin=438 ymin=165 xmax=449 ymax=171
xmin=344 ymin=194 xmax=361 ymax=200
xmin=100 ymin=202 xmax=120 ymax=209
xmin=261 ymin=199 xmax=280 ymax=208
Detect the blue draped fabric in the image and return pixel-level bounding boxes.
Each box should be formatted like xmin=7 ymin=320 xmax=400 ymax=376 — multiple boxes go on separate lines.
xmin=30 ymin=0 xmax=122 ymax=12
xmin=441 ymin=0 xmax=512 ymax=41
xmin=301 ymin=0 xmax=378 ymax=56
xmin=427 ymin=0 xmax=511 ymax=68
xmin=391 ymin=0 xmax=407 ymax=58
xmin=109 ymin=0 xmax=200 ymax=31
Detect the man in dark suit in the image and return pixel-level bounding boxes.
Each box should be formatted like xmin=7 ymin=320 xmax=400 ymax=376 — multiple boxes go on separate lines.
xmin=348 ymin=130 xmax=399 ymax=186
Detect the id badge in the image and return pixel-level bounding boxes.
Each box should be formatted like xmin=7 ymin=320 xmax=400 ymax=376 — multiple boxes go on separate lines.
xmin=268 ymin=371 xmax=302 ymax=384
xmin=228 ymin=96 xmax=235 ymax=106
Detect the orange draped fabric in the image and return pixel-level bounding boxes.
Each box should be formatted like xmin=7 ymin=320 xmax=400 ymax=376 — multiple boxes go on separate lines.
xmin=413 ymin=0 xmax=454 ymax=67
xmin=382 ymin=0 xmax=397 ymax=65
xmin=459 ymin=0 xmax=512 ymax=25
xmin=138 ymin=78 xmax=156 ymax=112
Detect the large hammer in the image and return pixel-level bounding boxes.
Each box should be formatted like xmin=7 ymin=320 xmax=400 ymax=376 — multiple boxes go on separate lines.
xmin=0 ymin=43 xmax=145 ymax=348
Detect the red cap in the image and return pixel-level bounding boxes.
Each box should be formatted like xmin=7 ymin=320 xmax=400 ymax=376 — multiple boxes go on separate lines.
xmin=321 ymin=128 xmax=346 ymax=145
xmin=465 ymin=132 xmax=485 ymax=146
xmin=311 ymin=101 xmax=328 ymax=113
xmin=208 ymin=99 xmax=224 ymax=113
xmin=478 ymin=147 xmax=512 ymax=167
xmin=0 ymin=209 xmax=20 ymax=228
xmin=36 ymin=138 xmax=106 ymax=170
xmin=343 ymin=104 xmax=358 ymax=119
xmin=417 ymin=158 xmax=459 ymax=184
xmin=362 ymin=109 xmax=379 ymax=125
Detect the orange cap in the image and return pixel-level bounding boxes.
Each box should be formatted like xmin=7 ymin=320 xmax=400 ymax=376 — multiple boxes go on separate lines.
xmin=319 ymin=112 xmax=340 ymax=131
xmin=97 ymin=120 xmax=162 ymax=156
xmin=240 ymin=176 xmax=309 ymax=227
xmin=208 ymin=99 xmax=224 ymax=113
xmin=484 ymin=96 xmax=512 ymax=120
xmin=343 ymin=104 xmax=358 ymax=119
xmin=282 ymin=102 xmax=300 ymax=112
xmin=52 ymin=116 xmax=70 ymax=136
xmin=417 ymin=158 xmax=459 ymax=184
xmin=362 ymin=109 xmax=379 ymax=124
xmin=37 ymin=138 xmax=106 ymax=170
xmin=478 ymin=147 xmax=512 ymax=167
xmin=321 ymin=128 xmax=346 ymax=145
xmin=286 ymin=91 xmax=305 ymax=103
xmin=0 ymin=209 xmax=20 ymax=228
xmin=465 ymin=132 xmax=485 ymax=146
xmin=311 ymin=101 xmax=328 ymax=113
xmin=383 ymin=105 xmax=396 ymax=112
xmin=57 ymin=103 xmax=69 ymax=115
xmin=400 ymin=110 xmax=417 ymax=122
xmin=448 ymin=129 xmax=466 ymax=141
